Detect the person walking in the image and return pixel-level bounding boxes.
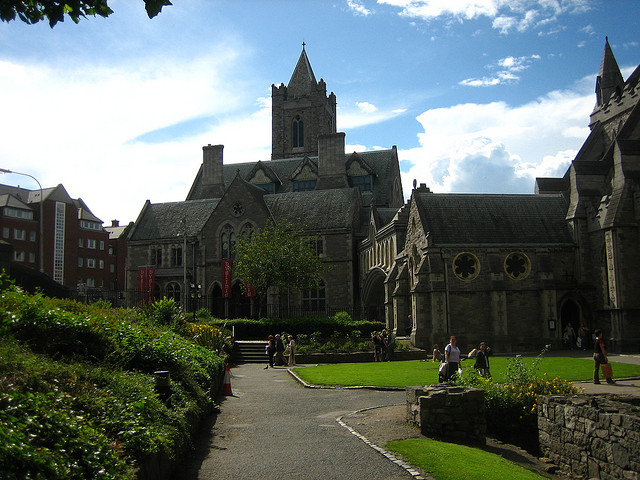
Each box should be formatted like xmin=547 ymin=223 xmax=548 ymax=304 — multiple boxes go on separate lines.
xmin=372 ymin=332 xmax=384 ymax=362
xmin=265 ymin=335 xmax=275 ymax=369
xmin=474 ymin=342 xmax=492 ymax=377
xmin=287 ymin=335 xmax=296 ymax=366
xmin=274 ymin=334 xmax=286 ymax=366
xmin=384 ymin=330 xmax=396 ymax=361
xmin=593 ymin=329 xmax=615 ymax=384
xmin=444 ymin=335 xmax=461 ymax=382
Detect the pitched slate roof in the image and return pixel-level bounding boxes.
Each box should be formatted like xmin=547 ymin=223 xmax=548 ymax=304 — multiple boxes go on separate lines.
xmin=265 ymin=188 xmax=359 ymax=230
xmin=188 ymin=148 xmax=399 ymax=207
xmin=0 ymin=194 xmax=30 ymax=210
xmin=128 ymin=198 xmax=220 ymax=241
xmin=415 ymin=193 xmax=574 ymax=246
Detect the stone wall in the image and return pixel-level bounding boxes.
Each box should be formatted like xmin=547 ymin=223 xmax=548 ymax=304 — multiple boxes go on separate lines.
xmin=406 ymin=385 xmax=486 ymax=445
xmin=538 ymin=394 xmax=640 ymax=479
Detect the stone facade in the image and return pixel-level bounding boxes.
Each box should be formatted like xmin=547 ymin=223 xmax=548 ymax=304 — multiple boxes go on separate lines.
xmin=538 ymin=394 xmax=640 ymax=479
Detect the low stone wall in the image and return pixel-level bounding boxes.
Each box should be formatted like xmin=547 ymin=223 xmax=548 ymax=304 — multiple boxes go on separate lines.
xmin=406 ymin=385 xmax=486 ymax=445
xmin=538 ymin=394 xmax=640 ymax=479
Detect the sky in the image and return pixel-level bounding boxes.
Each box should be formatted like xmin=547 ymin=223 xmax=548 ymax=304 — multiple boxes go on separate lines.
xmin=1 ymin=0 xmax=639 ymax=225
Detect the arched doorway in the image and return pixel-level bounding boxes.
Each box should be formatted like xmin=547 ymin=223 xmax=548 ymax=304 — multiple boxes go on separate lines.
xmin=361 ymin=268 xmax=386 ymax=322
xmin=209 ymin=284 xmax=224 ymax=318
xmin=230 ymin=282 xmax=251 ymax=319
xmin=560 ymin=298 xmax=581 ymax=349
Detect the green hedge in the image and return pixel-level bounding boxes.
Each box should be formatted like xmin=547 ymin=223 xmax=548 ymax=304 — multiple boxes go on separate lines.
xmin=0 ymin=280 xmax=225 ymax=479
xmin=207 ymin=315 xmax=385 ymax=339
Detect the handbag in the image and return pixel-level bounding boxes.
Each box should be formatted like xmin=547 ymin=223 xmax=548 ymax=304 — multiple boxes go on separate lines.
xmin=601 ymin=363 xmax=613 ymax=379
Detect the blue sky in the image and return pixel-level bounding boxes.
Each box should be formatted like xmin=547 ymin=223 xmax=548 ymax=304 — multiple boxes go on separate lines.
xmin=1 ymin=0 xmax=639 ymax=223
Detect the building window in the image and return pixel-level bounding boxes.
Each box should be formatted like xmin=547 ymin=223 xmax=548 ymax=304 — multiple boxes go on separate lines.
xmin=110 ymin=264 xmax=115 ymax=273
xmin=79 ymin=238 xmax=83 ymax=248
xmin=167 ymin=282 xmax=181 ymax=303
xmin=13 ymin=229 xmax=26 ymax=240
xmin=305 ymin=237 xmax=324 ymax=257
xmin=87 ymin=239 xmax=96 ymax=249
xmin=292 ymin=115 xmax=304 ymax=148
xmin=504 ymin=252 xmax=531 ymax=280
xmin=86 ymin=278 xmax=95 ymax=287
xmin=3 ymin=227 xmax=9 ymax=239
xmin=99 ymin=260 xmax=104 ymax=270
xmin=221 ymin=225 xmax=236 ymax=260
xmin=151 ymin=247 xmax=162 ymax=267
xmin=452 ymin=252 xmax=480 ymax=281
xmin=80 ymin=220 xmax=102 ymax=231
xmin=303 ymin=279 xmax=326 ymax=311
xmin=78 ymin=257 xmax=83 ymax=267
xmin=3 ymin=207 xmax=34 ymax=220
xmin=29 ymin=231 xmax=36 ymax=242
xmin=99 ymin=241 xmax=105 ymax=250
xmin=292 ymin=179 xmax=317 ymax=192
xmin=108 ymin=246 xmax=114 ymax=255
xmin=349 ymin=175 xmax=373 ymax=192
xmin=171 ymin=246 xmax=183 ymax=267
xmin=28 ymin=252 xmax=35 ymax=263
xmin=87 ymin=258 xmax=96 ymax=269
xmin=53 ymin=202 xmax=65 ymax=283
xmin=256 ymin=183 xmax=276 ymax=194
xmin=14 ymin=251 xmax=25 ymax=262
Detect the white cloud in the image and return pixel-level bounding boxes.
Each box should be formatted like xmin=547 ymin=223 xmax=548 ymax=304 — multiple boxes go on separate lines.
xmin=347 ymin=0 xmax=373 ymax=16
xmin=338 ymin=103 xmax=406 ymax=129
xmin=399 ymin=78 xmax=595 ymax=196
xmin=357 ymin=101 xmax=378 ymax=113
xmin=0 ymin=47 xmax=271 ymax=224
xmin=460 ymin=54 xmax=541 ymax=87
xmin=379 ymin=0 xmax=591 ymax=33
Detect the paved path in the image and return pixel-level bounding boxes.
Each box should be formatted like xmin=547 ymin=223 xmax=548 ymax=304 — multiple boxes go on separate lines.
xmin=173 ymin=364 xmax=412 ymax=480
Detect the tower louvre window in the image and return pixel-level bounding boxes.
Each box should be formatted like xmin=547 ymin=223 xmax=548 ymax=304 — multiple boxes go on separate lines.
xmin=292 ymin=116 xmax=304 ymax=148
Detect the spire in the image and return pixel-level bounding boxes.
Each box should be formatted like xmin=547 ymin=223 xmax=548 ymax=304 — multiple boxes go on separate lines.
xmin=288 ymin=44 xmax=317 ymax=97
xmin=595 ymin=37 xmax=625 ymax=107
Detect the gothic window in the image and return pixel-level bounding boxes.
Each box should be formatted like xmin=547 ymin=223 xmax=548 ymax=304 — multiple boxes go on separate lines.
xmin=240 ymin=222 xmax=255 ymax=241
xmin=504 ymin=252 xmax=530 ymax=280
xmin=171 ymin=246 xmax=183 ymax=267
xmin=292 ymin=115 xmax=304 ymax=148
xmin=221 ymin=225 xmax=236 ymax=260
xmin=453 ymin=252 xmax=480 ymax=281
xmin=151 ymin=247 xmax=162 ymax=267
xmin=167 ymin=282 xmax=181 ymax=303
xmin=305 ymin=237 xmax=324 ymax=257
xmin=303 ymin=279 xmax=326 ymax=311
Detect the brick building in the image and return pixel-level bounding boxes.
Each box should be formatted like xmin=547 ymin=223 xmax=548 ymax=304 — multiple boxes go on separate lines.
xmin=0 ymin=182 xmax=126 ymax=297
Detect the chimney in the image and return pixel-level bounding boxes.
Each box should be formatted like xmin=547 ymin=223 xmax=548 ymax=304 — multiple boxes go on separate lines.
xmin=200 ymin=144 xmax=225 ymax=198
xmin=111 ymin=220 xmax=119 ymax=227
xmin=315 ymin=132 xmax=348 ymax=190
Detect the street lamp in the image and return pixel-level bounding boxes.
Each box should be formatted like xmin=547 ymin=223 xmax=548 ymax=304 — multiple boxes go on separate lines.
xmin=0 ymin=168 xmax=44 ymax=272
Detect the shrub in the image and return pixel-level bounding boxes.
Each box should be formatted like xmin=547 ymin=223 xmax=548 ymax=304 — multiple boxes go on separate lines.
xmin=185 ymin=323 xmax=233 ymax=356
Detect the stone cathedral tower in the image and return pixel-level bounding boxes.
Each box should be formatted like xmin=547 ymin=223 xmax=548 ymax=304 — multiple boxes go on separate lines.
xmin=271 ymin=45 xmax=337 ymax=159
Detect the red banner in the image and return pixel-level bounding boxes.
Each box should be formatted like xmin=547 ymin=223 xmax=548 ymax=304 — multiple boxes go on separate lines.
xmin=244 ymin=282 xmax=254 ymax=298
xmin=138 ymin=268 xmax=156 ymax=304
xmin=222 ymin=260 xmax=232 ymax=298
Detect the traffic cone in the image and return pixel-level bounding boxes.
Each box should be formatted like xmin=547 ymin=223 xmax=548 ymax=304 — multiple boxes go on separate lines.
xmin=223 ymin=363 xmax=233 ymax=396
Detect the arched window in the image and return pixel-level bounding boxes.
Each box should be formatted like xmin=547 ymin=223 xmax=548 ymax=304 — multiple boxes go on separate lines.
xmin=167 ymin=282 xmax=181 ymax=303
xmin=303 ymin=279 xmax=326 ymax=312
xmin=292 ymin=115 xmax=304 ymax=148
xmin=221 ymin=224 xmax=235 ymax=260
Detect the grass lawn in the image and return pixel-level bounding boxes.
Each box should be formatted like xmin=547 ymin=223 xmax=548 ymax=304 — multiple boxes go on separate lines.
xmin=386 ymin=438 xmax=549 ymax=480
xmin=292 ymin=356 xmax=640 ymax=388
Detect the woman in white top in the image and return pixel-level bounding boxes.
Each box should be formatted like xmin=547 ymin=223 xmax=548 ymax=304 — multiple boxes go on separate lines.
xmin=444 ymin=335 xmax=461 ymax=381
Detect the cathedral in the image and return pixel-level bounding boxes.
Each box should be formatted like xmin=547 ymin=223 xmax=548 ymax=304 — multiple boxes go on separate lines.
xmin=127 ymin=40 xmax=640 ymax=352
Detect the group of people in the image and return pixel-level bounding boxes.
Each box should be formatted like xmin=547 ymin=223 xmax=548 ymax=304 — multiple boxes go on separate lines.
xmin=371 ymin=329 xmax=396 ymax=361
xmin=433 ymin=336 xmax=492 ymax=382
xmin=265 ymin=334 xmax=296 ymax=368
xmin=563 ymin=322 xmax=592 ymax=350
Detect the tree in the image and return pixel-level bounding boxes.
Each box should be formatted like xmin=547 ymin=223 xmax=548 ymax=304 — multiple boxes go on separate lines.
xmin=233 ymin=219 xmax=326 ymax=318
xmin=0 ymin=0 xmax=171 ymax=28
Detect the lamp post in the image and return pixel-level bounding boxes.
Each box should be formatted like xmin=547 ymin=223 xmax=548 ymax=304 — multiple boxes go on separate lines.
xmin=0 ymin=168 xmax=44 ymax=272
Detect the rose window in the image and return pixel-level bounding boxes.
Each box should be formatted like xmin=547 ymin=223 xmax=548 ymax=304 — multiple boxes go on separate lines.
xmin=504 ymin=252 xmax=531 ymax=280
xmin=452 ymin=252 xmax=480 ymax=281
